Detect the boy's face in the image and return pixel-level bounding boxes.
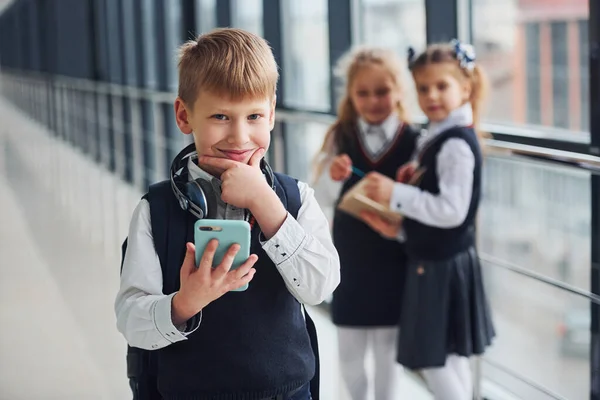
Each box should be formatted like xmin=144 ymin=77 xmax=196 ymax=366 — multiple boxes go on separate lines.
xmin=175 ymin=90 xmax=276 ymax=177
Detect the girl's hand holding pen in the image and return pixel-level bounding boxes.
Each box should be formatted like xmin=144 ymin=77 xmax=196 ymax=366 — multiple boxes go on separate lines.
xmin=330 ymin=154 xmax=353 ymax=181
xmin=351 ymin=166 xmax=365 ymax=178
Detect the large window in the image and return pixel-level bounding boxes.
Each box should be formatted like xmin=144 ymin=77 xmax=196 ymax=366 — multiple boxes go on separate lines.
xmin=283 ymin=122 xmax=329 ymax=184
xmin=121 ymin=0 xmax=140 ymax=87
xmin=355 ymin=0 xmax=426 ymax=52
xmin=140 ymin=0 xmax=158 ymax=89
xmin=231 ymin=0 xmax=263 ymax=37
xmin=472 ymin=0 xmax=590 ymax=140
xmin=164 ymin=1 xmax=182 ymax=92
xmin=194 ymin=0 xmax=216 ymax=35
xmin=281 ymin=0 xmax=330 ymax=111
xmin=353 ymin=0 xmax=426 ymax=116
xmin=479 ymin=156 xmax=592 ymax=400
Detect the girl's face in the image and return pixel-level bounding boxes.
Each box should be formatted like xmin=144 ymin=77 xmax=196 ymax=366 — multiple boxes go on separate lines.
xmin=349 ymin=64 xmax=401 ymax=125
xmin=413 ymin=63 xmax=471 ymax=122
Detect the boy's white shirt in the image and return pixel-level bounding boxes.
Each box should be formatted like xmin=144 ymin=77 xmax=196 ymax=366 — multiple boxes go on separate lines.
xmin=115 ymin=160 xmax=341 ymax=351
xmin=389 ymin=102 xmax=476 ymax=228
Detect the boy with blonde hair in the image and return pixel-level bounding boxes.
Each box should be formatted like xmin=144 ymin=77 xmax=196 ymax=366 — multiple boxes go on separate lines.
xmin=116 ymin=28 xmax=340 ymax=400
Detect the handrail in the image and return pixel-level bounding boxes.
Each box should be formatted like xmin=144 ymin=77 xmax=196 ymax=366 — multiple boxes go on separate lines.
xmin=482 ymin=358 xmax=568 ymax=400
xmin=481 ymin=120 xmax=589 ymax=145
xmin=480 ymin=253 xmax=600 ymax=305
xmin=275 ymin=111 xmax=600 ymax=174
xmin=484 ymin=139 xmax=600 ymax=173
xmin=2 ymin=69 xmax=599 ymax=173
xmin=275 ymin=110 xmax=600 ymax=174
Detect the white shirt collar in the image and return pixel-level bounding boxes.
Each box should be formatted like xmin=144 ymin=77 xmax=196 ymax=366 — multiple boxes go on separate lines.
xmin=427 ymin=102 xmax=473 ymax=138
xmin=357 ymin=113 xmax=401 ymax=140
xmin=187 ymin=157 xmax=218 ymax=183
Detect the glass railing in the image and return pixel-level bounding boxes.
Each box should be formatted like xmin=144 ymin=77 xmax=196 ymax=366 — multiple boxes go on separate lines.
xmin=1 ymin=70 xmax=598 ymax=400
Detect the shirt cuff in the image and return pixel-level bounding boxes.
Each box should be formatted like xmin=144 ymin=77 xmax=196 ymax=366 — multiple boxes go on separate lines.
xmin=180 ymin=310 xmax=202 ymax=334
xmin=153 ymin=293 xmax=201 ymax=345
xmin=260 ymin=212 xmax=307 ymax=267
xmin=390 ymin=182 xmax=420 ymax=213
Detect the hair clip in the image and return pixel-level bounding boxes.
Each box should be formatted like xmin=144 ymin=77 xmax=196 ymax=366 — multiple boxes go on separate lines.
xmin=407 ymin=46 xmax=416 ymax=68
xmin=450 ymin=39 xmax=476 ymax=71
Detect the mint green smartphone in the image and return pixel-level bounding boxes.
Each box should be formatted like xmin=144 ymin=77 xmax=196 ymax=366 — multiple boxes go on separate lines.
xmin=194 ymin=219 xmax=252 ymax=292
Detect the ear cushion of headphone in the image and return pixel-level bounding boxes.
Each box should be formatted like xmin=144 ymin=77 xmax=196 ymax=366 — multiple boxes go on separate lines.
xmin=185 ymin=179 xmax=218 ymax=219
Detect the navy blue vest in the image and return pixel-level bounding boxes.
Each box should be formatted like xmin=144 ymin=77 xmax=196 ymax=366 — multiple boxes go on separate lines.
xmin=153 ymin=175 xmax=315 ymax=400
xmin=331 ymin=123 xmax=418 ymax=326
xmin=403 ymin=126 xmax=482 ymax=261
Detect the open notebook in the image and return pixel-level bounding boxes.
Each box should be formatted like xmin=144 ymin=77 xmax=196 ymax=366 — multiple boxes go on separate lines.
xmin=337 ymin=168 xmax=425 ymax=224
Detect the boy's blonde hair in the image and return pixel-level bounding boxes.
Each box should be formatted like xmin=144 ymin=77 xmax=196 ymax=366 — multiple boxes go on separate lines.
xmin=177 ymin=28 xmax=279 ymax=106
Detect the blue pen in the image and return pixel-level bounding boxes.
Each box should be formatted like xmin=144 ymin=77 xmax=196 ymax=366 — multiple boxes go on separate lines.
xmin=351 ymin=166 xmax=366 ymax=178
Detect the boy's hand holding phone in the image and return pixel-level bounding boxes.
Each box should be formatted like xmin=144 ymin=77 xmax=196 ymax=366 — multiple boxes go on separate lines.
xmin=199 ymin=148 xmax=287 ymax=240
xmin=171 ymin=241 xmax=258 ymax=326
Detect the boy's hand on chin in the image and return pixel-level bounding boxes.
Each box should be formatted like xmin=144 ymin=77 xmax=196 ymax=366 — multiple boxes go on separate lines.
xmin=200 ymin=148 xmax=287 ymax=240
xmin=199 ymin=148 xmax=271 ymax=210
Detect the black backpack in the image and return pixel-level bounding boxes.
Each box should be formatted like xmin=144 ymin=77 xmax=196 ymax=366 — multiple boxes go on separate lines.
xmin=120 ymin=174 xmax=320 ymax=399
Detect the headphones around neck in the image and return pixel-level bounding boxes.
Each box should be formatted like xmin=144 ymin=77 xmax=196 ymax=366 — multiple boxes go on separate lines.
xmin=170 ymin=143 xmax=276 ymax=220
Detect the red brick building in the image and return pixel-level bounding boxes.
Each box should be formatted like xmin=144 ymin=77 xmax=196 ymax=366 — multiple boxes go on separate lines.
xmin=514 ymin=0 xmax=588 ymax=131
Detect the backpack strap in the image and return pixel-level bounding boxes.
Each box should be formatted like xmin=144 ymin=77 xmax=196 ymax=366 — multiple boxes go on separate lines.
xmin=120 ymin=194 xmax=149 ymax=274
xmin=273 ymin=172 xmax=302 ymax=219
xmin=120 ymin=191 xmax=164 ymax=400
xmin=147 ymin=181 xmax=172 ymax=282
xmin=302 ymin=296 xmax=321 ymax=399
xmin=127 ymin=180 xmax=190 ymax=382
xmin=147 ymin=180 xmax=190 ymax=294
xmin=273 ymin=172 xmax=321 ymax=400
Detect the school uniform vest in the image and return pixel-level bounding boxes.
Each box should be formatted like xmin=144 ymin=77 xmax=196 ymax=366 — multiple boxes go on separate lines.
xmin=331 ymin=123 xmax=418 ymax=326
xmin=403 ymin=126 xmax=482 ymax=261
xmin=155 ymin=177 xmax=315 ymax=400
